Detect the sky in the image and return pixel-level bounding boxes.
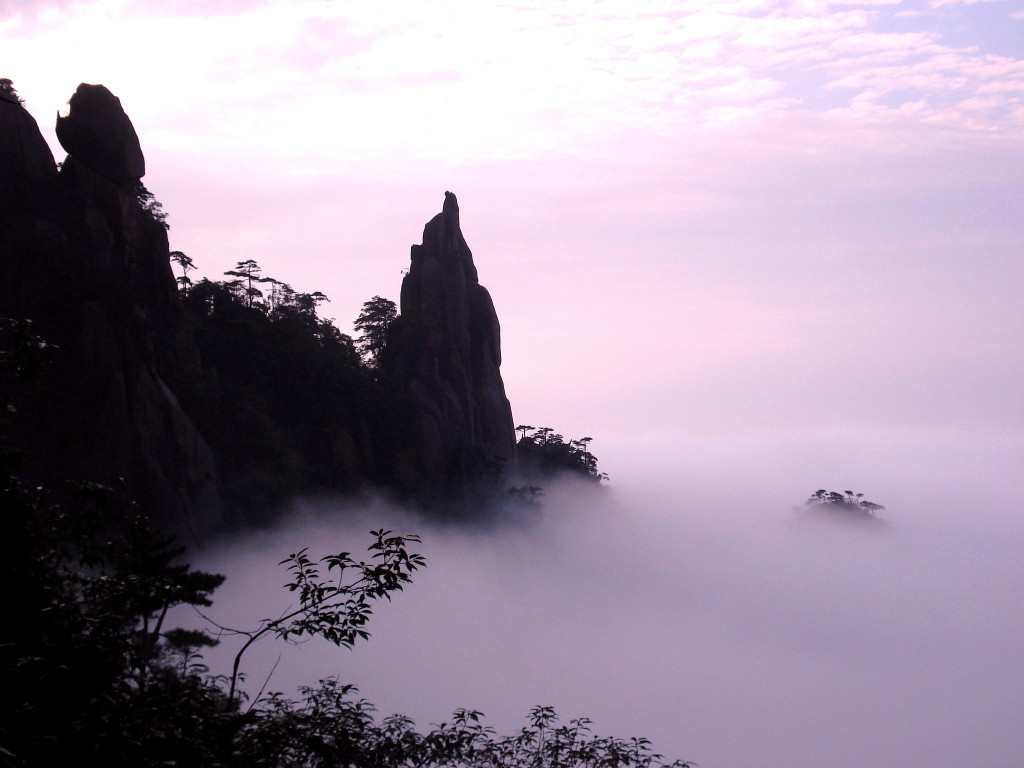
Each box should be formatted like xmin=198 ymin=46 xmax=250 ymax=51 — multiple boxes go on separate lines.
xmin=4 ymin=0 xmax=1022 ymax=454
xmin=5 ymin=0 xmax=1024 ymax=765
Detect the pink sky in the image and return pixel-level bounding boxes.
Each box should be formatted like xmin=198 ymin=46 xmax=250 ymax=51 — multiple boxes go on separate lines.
xmin=6 ymin=1 xmax=1024 ymax=764
xmin=5 ymin=0 xmax=1020 ymax=455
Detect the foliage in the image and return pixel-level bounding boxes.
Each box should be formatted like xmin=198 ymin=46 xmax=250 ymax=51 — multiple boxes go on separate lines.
xmin=0 ymin=355 xmax=418 ymax=765
xmin=1 ymin=454 xmax=689 ymax=767
xmin=149 ymin=235 xmax=605 ymax=518
xmin=0 ymin=327 xmax=687 ymax=765
xmin=173 ymin=265 xmax=383 ymax=521
xmin=1 ymin=330 xmax=686 ymax=765
xmin=0 ymin=318 xmax=59 ymax=415
xmin=224 ymin=259 xmax=271 ymax=307
xmin=131 ymin=182 xmax=169 ymax=230
xmin=797 ymin=489 xmax=886 ymax=517
xmin=0 ymin=77 xmax=25 ymax=105
xmin=516 ymin=426 xmax=608 ymax=483
xmin=163 ymin=627 xmax=220 ymax=675
xmin=170 ymin=250 xmax=195 ymax=293
xmin=354 ymin=295 xmax=397 ymax=368
xmin=239 ymin=695 xmax=694 ymax=768
xmin=0 ymin=470 xmax=235 ymax=767
xmin=221 ymin=531 xmax=425 ymax=704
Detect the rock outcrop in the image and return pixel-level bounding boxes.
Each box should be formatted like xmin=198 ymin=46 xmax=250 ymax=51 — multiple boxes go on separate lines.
xmin=0 ymin=84 xmax=221 ymax=538
xmin=385 ymin=192 xmax=517 ymax=502
xmin=55 ymin=84 xmax=145 ymax=187
xmin=4 ymin=84 xmax=522 ymax=527
xmin=0 ymin=88 xmax=58 ymax=214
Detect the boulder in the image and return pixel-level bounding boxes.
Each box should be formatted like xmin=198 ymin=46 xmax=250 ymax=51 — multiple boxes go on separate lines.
xmin=55 ymin=83 xmax=145 ymax=188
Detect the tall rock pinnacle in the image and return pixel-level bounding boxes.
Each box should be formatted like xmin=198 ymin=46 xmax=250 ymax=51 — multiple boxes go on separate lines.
xmin=386 ymin=192 xmax=516 ymax=503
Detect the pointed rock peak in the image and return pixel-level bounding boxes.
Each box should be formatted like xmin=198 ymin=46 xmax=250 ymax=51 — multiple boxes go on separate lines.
xmin=440 ymin=191 xmax=463 ymax=243
xmin=389 ymin=193 xmax=517 ymax=503
xmin=443 ymin=190 xmax=459 ymax=218
xmin=418 ymin=190 xmax=477 ymax=284
xmin=55 ymin=83 xmax=145 ymax=188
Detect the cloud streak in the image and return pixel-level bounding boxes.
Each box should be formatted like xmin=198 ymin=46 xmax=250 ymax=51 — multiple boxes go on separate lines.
xmin=6 ymin=0 xmax=1022 ymax=174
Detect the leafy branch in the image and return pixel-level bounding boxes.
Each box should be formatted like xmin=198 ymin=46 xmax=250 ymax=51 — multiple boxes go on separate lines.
xmin=223 ymin=529 xmax=424 ymax=704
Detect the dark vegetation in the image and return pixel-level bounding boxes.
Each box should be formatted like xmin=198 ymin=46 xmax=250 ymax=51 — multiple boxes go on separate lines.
xmin=515 ymin=426 xmax=607 ymax=483
xmin=354 ymin=295 xmax=397 ymax=368
xmin=2 ymin=81 xmax=640 ymax=763
xmin=0 ymin=322 xmax=689 ymax=768
xmin=168 ymin=258 xmax=381 ymax=522
xmin=795 ymin=489 xmax=887 ymax=521
xmin=0 ymin=77 xmax=25 ymax=105
xmin=132 ymin=181 xmax=169 ymax=229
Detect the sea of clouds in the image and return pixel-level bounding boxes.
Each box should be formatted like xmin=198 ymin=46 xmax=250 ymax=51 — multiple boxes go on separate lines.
xmin=183 ymin=427 xmax=1023 ymax=768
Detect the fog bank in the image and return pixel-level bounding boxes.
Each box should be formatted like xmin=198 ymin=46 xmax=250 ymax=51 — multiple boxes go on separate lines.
xmin=185 ymin=431 xmax=1024 ymax=768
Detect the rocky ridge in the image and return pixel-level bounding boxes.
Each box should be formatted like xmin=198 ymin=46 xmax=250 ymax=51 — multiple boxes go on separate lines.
xmin=2 ymin=83 xmax=520 ymax=531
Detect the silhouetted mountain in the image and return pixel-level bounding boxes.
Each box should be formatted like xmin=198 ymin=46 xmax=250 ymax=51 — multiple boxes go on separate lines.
xmin=1 ymin=83 xmax=539 ymax=533
xmin=1 ymin=83 xmax=220 ymax=537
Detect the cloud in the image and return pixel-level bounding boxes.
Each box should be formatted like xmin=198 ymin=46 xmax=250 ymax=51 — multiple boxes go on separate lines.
xmin=178 ymin=460 xmax=1024 ymax=768
xmin=829 ymin=31 xmax=940 ymax=53
xmin=7 ymin=0 xmax=1022 ymax=174
xmin=930 ymin=0 xmax=1006 ymax=6
xmin=819 ymin=42 xmax=1024 ymax=130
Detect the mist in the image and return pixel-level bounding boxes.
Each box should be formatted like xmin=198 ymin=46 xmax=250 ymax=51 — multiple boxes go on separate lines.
xmin=181 ymin=426 xmax=1024 ymax=768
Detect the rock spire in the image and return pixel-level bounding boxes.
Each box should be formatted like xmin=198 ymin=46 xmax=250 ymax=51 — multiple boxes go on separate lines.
xmin=385 ymin=192 xmax=517 ymax=502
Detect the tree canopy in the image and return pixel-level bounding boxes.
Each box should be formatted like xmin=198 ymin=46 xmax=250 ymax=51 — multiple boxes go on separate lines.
xmin=796 ymin=489 xmax=887 ymax=521
xmin=0 ymin=77 xmax=25 ymax=105
xmin=515 ymin=426 xmax=607 ymax=483
xmin=174 ymin=272 xmax=377 ymax=521
xmin=354 ymin=295 xmax=397 ymax=368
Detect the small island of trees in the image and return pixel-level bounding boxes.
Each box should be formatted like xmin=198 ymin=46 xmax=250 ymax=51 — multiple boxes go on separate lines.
xmin=795 ymin=489 xmax=887 ymax=524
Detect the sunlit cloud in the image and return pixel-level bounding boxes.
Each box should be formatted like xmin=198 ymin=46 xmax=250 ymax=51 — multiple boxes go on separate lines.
xmin=6 ymin=0 xmax=1022 ymax=176
xmin=929 ymin=0 xmax=1006 ymax=6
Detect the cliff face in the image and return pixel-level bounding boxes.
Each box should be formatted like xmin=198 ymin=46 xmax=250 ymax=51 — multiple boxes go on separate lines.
xmin=386 ymin=192 xmax=517 ymax=501
xmin=0 ymin=84 xmax=221 ymax=537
